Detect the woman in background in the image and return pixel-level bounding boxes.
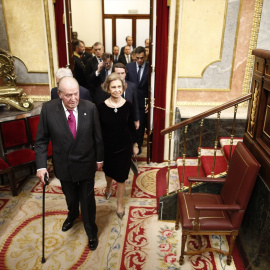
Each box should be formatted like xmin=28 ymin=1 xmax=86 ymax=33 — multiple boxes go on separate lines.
xmin=97 ymin=73 xmax=138 ymax=219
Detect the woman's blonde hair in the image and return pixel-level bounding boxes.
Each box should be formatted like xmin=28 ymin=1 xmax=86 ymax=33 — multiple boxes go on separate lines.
xmin=102 ymin=72 xmax=127 ymax=94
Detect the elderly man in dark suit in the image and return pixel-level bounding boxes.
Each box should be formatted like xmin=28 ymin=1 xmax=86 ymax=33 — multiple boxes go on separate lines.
xmin=112 ymin=63 xmax=140 ymax=130
xmin=35 ymin=77 xmax=104 ymax=251
xmin=126 ymin=46 xmax=149 ymax=154
xmin=51 ymin=68 xmax=92 ymax=101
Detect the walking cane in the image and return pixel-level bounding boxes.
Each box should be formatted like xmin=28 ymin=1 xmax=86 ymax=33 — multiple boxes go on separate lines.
xmin=41 ymin=173 xmax=49 ymax=263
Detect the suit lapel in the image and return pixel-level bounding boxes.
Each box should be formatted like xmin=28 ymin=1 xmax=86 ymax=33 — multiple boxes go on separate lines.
xmin=76 ymin=102 xmax=84 ymax=138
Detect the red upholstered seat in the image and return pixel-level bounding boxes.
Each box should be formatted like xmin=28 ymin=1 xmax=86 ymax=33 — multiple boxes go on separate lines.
xmin=0 ymin=158 xmax=15 ymax=195
xmin=0 ymin=158 xmax=10 ymax=170
xmin=175 ymin=142 xmax=261 ymax=266
xmin=0 ymin=119 xmax=36 ymax=196
xmin=178 ymin=193 xmax=233 ymax=230
xmin=5 ymin=149 xmax=36 ymax=167
xmin=27 ymin=115 xmax=53 ymax=157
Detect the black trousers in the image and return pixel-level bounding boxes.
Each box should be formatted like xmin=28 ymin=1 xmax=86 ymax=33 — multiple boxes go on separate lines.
xmin=60 ymin=179 xmax=97 ymax=239
xmin=137 ymin=107 xmax=147 ymax=149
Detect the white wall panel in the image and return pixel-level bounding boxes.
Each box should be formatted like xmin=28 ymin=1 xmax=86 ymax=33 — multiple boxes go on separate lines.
xmin=104 ymin=19 xmax=113 ymax=53
xmin=116 ymin=19 xmax=132 ymax=49
xmin=136 ymin=19 xmax=150 ymax=47
xmin=104 ymin=0 xmax=150 ymax=14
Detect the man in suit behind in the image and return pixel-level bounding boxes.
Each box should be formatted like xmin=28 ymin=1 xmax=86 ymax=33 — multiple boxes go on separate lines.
xmin=35 ymin=77 xmax=104 ymax=251
xmin=86 ymin=52 xmax=113 ymax=105
xmin=80 ymin=40 xmax=93 ymax=65
xmin=112 ymin=45 xmax=119 ymax=64
xmin=117 ymin=45 xmax=131 ymax=66
xmin=51 ymin=68 xmax=92 ymax=101
xmin=120 ymin=36 xmax=134 ymax=55
xmin=112 ymin=63 xmax=140 ymax=130
xmin=85 ymin=42 xmax=104 ymax=99
xmin=73 ymin=40 xmax=87 ymax=88
xmin=126 ymin=46 xmax=149 ymax=154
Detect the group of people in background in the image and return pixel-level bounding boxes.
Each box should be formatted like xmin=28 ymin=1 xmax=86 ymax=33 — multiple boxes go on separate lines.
xmin=35 ymin=35 xmax=150 ymax=252
xmin=71 ymin=35 xmax=149 ymax=155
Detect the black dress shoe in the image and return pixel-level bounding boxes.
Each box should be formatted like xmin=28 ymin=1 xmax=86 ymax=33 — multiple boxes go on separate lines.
xmin=62 ymin=218 xmax=74 ymax=232
xmin=89 ymin=237 xmax=98 ymax=251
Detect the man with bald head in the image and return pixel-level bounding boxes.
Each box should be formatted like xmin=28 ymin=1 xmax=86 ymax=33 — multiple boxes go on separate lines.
xmin=35 ymin=77 xmax=104 ymax=251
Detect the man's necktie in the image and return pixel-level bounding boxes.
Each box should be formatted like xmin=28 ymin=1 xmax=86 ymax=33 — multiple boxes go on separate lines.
xmin=127 ymin=55 xmax=130 ymax=63
xmin=137 ymin=65 xmax=142 ymax=83
xmin=105 ymin=69 xmax=108 ymax=78
xmin=68 ymin=110 xmax=76 ymax=138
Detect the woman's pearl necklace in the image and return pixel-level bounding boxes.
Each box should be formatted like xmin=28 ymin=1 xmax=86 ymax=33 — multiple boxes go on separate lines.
xmin=109 ymin=97 xmax=122 ymax=113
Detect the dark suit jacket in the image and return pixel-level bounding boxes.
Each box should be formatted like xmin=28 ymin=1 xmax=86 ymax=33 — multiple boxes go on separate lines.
xmin=126 ymin=61 xmax=149 ymax=108
xmin=120 ymin=45 xmax=134 ymax=56
xmin=81 ymin=51 xmax=92 ymax=65
xmin=51 ymin=86 xmax=92 ymax=102
xmin=85 ymin=56 xmax=99 ymax=95
xmin=90 ymin=67 xmax=110 ymax=105
xmin=35 ymin=99 xmax=104 ymax=182
xmin=113 ymin=55 xmax=119 ymax=65
xmin=124 ymin=81 xmax=140 ymax=121
xmin=73 ymin=55 xmax=87 ymax=88
xmin=118 ymin=54 xmax=131 ymax=66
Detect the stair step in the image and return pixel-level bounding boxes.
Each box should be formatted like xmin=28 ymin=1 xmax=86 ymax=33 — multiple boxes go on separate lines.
xmin=219 ymin=137 xmax=243 ymax=161
xmin=176 ymin=158 xmax=205 ymax=186
xmin=200 ymin=147 xmax=228 ymax=177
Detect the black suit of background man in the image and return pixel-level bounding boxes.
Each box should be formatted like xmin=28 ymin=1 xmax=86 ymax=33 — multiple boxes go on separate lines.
xmin=126 ymin=47 xmax=149 ymax=153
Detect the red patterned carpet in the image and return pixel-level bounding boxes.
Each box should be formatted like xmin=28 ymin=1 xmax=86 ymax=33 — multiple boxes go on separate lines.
xmin=0 ymin=153 xmax=244 ymax=269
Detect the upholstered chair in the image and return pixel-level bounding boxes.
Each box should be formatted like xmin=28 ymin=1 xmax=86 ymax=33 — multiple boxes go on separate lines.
xmin=175 ymin=142 xmax=261 ymax=265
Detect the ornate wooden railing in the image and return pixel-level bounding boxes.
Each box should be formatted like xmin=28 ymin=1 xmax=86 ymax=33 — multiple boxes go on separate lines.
xmin=160 ymin=93 xmax=252 ymax=195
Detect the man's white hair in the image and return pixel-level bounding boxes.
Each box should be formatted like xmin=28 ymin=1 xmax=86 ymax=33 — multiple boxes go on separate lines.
xmin=55 ymin=68 xmax=73 ymax=80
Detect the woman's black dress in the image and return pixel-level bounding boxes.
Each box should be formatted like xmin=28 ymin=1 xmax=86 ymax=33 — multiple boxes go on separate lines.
xmin=97 ymin=101 xmax=136 ymax=182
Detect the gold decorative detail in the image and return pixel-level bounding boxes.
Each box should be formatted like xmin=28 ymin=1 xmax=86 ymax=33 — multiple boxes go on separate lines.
xmin=181 ymin=126 xmax=188 ymax=190
xmin=242 ymin=0 xmax=263 ymax=96
xmin=197 ymin=119 xmax=204 ymax=177
xmin=247 ymin=80 xmax=260 ymax=137
xmin=167 ymin=132 xmax=172 ymax=195
xmin=263 ymin=105 xmax=270 ymax=139
xmin=0 ymin=48 xmax=34 ymax=111
xmin=211 ymin=112 xmax=221 ymax=177
xmin=43 ymin=0 xmax=56 ymax=88
xmin=28 ymin=95 xmax=51 ymax=102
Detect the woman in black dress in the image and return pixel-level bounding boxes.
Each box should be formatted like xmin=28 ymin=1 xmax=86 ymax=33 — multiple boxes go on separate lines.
xmin=97 ymin=73 xmax=139 ymax=219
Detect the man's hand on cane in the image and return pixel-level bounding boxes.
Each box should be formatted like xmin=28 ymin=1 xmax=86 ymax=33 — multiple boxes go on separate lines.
xmin=36 ymin=169 xmax=49 ymax=184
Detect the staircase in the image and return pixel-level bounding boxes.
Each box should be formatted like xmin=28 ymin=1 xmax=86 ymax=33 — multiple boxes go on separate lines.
xmin=156 ymin=94 xmax=252 ymax=220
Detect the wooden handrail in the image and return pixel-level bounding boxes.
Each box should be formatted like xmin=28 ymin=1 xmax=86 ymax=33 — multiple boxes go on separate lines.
xmin=161 ymin=94 xmax=252 ymax=135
